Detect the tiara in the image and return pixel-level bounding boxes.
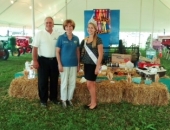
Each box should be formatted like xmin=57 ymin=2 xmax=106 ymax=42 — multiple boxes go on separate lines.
xmin=88 ymin=18 xmax=97 ymax=26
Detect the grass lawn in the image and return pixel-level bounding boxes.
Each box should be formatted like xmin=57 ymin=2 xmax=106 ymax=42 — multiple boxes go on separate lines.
xmin=0 ymin=53 xmax=170 ymax=130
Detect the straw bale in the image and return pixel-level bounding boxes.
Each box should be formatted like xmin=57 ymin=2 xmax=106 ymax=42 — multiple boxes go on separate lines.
xmin=73 ymin=82 xmax=90 ymax=104
xmin=122 ymin=82 xmax=137 ymax=103
xmin=122 ymin=82 xmax=169 ymax=106
xmin=9 ymin=77 xmax=61 ymax=100
xmin=9 ymin=77 xmax=38 ymax=99
xmin=97 ymin=80 xmax=123 ymax=103
xmin=8 ymin=76 xmax=169 ymax=106
xmin=74 ymin=80 xmax=123 ymax=104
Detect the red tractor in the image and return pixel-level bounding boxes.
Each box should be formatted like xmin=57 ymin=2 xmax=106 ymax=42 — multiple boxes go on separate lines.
xmin=16 ymin=36 xmax=32 ymax=54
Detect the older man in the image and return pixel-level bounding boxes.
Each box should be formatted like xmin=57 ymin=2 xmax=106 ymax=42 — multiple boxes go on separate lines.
xmin=32 ymin=16 xmax=60 ymax=107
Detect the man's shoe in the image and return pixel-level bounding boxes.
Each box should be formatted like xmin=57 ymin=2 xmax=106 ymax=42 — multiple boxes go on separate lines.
xmin=67 ymin=100 xmax=73 ymax=106
xmin=62 ymin=101 xmax=67 ymax=108
xmin=51 ymin=100 xmax=60 ymax=105
xmin=40 ymin=102 xmax=47 ymax=108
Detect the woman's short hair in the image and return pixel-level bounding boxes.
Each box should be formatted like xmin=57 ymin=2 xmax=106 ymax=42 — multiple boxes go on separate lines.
xmin=63 ymin=19 xmax=75 ymax=30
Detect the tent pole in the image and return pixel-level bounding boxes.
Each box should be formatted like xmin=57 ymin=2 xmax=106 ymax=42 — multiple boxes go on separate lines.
xmin=23 ymin=26 xmax=25 ymax=35
xmin=31 ymin=0 xmax=35 ymax=37
xmin=65 ymin=0 xmax=67 ymax=19
xmin=139 ymin=0 xmax=142 ymax=47
xmin=86 ymin=0 xmax=88 ymax=10
xmin=151 ymin=0 xmax=155 ymax=47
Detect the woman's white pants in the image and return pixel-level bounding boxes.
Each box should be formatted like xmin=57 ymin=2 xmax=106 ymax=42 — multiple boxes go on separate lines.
xmin=60 ymin=67 xmax=77 ymax=101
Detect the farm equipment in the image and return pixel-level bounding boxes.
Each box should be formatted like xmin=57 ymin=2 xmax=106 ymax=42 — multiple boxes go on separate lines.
xmin=3 ymin=36 xmax=21 ymax=56
xmin=0 ymin=36 xmax=32 ymax=56
xmin=16 ymin=36 xmax=32 ymax=53
xmin=0 ymin=41 xmax=9 ymax=60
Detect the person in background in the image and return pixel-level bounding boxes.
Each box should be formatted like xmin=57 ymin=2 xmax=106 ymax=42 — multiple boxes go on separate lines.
xmin=80 ymin=22 xmax=103 ymax=110
xmin=32 ymin=16 xmax=60 ymax=107
xmin=56 ymin=19 xmax=80 ymax=108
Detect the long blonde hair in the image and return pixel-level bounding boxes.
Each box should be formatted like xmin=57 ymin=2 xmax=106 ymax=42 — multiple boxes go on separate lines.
xmin=88 ymin=22 xmax=98 ymax=48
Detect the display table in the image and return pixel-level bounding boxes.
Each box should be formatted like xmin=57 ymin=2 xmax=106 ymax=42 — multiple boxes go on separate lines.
xmin=8 ymin=76 xmax=170 ymax=106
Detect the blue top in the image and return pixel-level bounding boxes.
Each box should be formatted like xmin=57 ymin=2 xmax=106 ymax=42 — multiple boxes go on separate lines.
xmin=56 ymin=32 xmax=79 ymax=67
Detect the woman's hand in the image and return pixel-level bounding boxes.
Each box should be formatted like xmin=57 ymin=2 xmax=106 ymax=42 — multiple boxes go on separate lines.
xmin=95 ymin=65 xmax=101 ymax=75
xmin=58 ymin=64 xmax=63 ymax=72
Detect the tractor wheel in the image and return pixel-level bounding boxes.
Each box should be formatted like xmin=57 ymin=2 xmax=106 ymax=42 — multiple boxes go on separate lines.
xmin=19 ymin=47 xmax=25 ymax=55
xmin=11 ymin=48 xmax=20 ymax=56
xmin=2 ymin=49 xmax=9 ymax=60
xmin=25 ymin=46 xmax=32 ymax=53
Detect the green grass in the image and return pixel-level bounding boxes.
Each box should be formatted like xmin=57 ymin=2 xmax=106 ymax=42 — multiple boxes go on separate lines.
xmin=0 ymin=53 xmax=170 ymax=130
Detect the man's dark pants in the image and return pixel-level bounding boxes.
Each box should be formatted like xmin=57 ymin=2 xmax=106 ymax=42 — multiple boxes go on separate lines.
xmin=38 ymin=56 xmax=59 ymax=103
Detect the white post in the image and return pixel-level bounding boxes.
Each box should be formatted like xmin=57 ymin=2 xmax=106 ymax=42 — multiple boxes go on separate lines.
xmin=151 ymin=0 xmax=155 ymax=48
xmin=65 ymin=0 xmax=67 ymax=19
xmin=86 ymin=0 xmax=88 ymax=10
xmin=23 ymin=26 xmax=25 ymax=35
xmin=139 ymin=0 xmax=142 ymax=47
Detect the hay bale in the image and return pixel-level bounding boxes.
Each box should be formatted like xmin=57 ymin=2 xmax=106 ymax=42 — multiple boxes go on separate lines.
xmin=122 ymin=82 xmax=169 ymax=106
xmin=8 ymin=76 xmax=169 ymax=106
xmin=73 ymin=82 xmax=90 ymax=104
xmin=9 ymin=77 xmax=61 ymax=100
xmin=9 ymin=77 xmax=38 ymax=99
xmin=74 ymin=80 xmax=123 ymax=104
xmin=97 ymin=80 xmax=123 ymax=103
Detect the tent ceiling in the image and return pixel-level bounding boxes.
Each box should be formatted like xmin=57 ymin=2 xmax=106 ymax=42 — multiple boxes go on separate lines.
xmin=0 ymin=0 xmax=67 ymax=27
xmin=0 ymin=0 xmax=170 ymax=33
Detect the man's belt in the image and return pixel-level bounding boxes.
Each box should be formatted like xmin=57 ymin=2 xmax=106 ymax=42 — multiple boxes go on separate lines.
xmin=39 ymin=56 xmax=56 ymax=60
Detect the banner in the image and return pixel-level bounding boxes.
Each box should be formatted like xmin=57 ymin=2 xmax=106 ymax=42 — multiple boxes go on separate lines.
xmin=88 ymin=9 xmax=111 ymax=34
xmin=84 ymin=10 xmax=120 ymax=46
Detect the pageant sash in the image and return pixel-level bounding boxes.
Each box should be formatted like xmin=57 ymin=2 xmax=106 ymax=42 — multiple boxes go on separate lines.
xmin=84 ymin=40 xmax=97 ymax=64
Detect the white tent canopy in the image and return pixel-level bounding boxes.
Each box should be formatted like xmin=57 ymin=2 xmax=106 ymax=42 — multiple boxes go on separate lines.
xmin=0 ymin=0 xmax=170 ymax=33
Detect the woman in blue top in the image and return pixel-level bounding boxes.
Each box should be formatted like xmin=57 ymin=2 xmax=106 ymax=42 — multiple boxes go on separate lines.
xmin=56 ymin=19 xmax=80 ymax=108
xmin=80 ymin=22 xmax=103 ymax=110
